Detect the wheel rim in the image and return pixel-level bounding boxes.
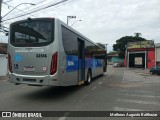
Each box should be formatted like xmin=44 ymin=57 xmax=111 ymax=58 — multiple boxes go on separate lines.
xmin=88 ymin=73 xmax=91 ymax=83
xmin=88 ymin=74 xmax=91 ymax=83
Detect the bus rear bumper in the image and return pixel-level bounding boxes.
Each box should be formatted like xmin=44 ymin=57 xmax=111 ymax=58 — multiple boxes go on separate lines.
xmin=8 ymin=73 xmax=59 ymax=86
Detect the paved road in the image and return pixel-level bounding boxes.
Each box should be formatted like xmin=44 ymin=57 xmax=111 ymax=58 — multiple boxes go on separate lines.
xmin=0 ymin=65 xmax=160 ymax=120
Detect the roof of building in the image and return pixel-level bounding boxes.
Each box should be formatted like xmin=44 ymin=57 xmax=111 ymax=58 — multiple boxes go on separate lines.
xmin=108 ymin=53 xmax=119 ymax=57
xmin=155 ymin=43 xmax=160 ymax=47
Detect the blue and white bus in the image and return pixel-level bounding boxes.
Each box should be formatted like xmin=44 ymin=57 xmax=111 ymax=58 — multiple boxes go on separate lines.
xmin=8 ymin=18 xmax=107 ymax=86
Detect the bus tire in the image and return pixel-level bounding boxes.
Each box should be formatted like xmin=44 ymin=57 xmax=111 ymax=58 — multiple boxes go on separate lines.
xmin=85 ymin=70 xmax=92 ymax=85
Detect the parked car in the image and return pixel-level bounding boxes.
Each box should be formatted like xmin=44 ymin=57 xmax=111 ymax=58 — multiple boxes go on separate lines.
xmin=113 ymin=63 xmax=119 ymax=67
xmin=113 ymin=62 xmax=124 ymax=68
xmin=150 ymin=66 xmax=160 ymax=75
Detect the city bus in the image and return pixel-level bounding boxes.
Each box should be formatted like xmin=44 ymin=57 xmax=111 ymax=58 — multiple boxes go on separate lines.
xmin=8 ymin=18 xmax=107 ymax=86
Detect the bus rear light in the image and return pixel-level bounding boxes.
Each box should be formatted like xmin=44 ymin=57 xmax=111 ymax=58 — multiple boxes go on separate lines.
xmin=50 ymin=52 xmax=58 ymax=75
xmin=8 ymin=53 xmax=12 ymax=73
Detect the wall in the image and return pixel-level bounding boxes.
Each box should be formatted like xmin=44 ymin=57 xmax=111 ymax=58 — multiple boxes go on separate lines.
xmin=148 ymin=51 xmax=155 ymax=69
xmin=111 ymin=56 xmax=124 ymax=63
xmin=156 ymin=47 xmax=160 ymax=62
xmin=0 ymin=54 xmax=8 ymax=76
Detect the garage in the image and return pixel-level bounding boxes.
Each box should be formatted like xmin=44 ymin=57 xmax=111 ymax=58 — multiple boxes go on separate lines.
xmin=125 ymin=40 xmax=155 ymax=69
xmin=128 ymin=52 xmax=145 ymax=68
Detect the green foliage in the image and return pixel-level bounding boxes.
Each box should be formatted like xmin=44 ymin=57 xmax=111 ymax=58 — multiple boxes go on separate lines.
xmin=113 ymin=36 xmax=147 ymax=58
xmin=134 ymin=33 xmax=142 ymax=38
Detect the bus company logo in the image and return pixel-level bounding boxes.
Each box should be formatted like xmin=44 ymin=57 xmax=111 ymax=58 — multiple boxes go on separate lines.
xmin=36 ymin=54 xmax=47 ymax=58
xmin=68 ymin=61 xmax=74 ymax=66
xmin=15 ymin=54 xmax=23 ymax=62
xmin=2 ymin=112 xmax=11 ymax=117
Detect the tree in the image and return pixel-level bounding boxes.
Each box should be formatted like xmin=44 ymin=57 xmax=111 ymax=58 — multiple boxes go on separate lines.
xmin=113 ymin=36 xmax=146 ymax=58
xmin=134 ymin=32 xmax=142 ymax=38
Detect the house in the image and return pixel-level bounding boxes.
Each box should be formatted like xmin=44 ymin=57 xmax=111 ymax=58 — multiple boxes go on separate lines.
xmin=108 ymin=52 xmax=124 ymax=63
xmin=0 ymin=43 xmax=8 ymax=76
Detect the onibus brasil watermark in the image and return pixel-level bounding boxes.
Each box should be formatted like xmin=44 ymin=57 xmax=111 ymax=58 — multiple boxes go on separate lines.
xmin=2 ymin=112 xmax=42 ymax=118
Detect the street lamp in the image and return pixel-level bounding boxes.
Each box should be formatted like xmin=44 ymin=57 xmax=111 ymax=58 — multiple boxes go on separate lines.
xmin=104 ymin=43 xmax=108 ymax=53
xmin=67 ymin=16 xmax=76 ymax=25
xmin=2 ymin=3 xmax=35 ymax=19
xmin=71 ymin=20 xmax=82 ymax=27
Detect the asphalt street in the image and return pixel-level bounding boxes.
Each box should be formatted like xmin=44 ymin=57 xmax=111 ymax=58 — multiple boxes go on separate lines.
xmin=0 ymin=65 xmax=160 ymax=120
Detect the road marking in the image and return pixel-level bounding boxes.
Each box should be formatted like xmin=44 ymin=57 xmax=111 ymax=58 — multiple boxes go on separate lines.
xmin=117 ymin=98 xmax=160 ymax=106
xmin=92 ymin=86 xmax=97 ymax=90
xmin=114 ymin=107 xmax=143 ymax=111
xmin=58 ymin=112 xmax=70 ymax=120
xmin=118 ymin=93 xmax=160 ymax=99
xmin=98 ymin=82 xmax=103 ymax=85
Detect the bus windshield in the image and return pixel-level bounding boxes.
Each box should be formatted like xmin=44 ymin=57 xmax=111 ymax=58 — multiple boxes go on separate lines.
xmin=10 ymin=20 xmax=53 ymax=47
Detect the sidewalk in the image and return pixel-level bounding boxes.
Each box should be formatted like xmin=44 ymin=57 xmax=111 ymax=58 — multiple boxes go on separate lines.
xmin=0 ymin=75 xmax=9 ymax=81
xmin=126 ymin=68 xmax=150 ymax=76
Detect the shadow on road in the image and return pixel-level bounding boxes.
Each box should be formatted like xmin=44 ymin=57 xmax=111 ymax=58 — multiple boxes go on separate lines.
xmin=19 ymin=86 xmax=83 ymax=101
xmin=17 ymin=75 xmax=105 ymax=101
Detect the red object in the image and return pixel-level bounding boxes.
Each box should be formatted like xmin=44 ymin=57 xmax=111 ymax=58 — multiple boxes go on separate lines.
xmin=128 ymin=48 xmax=155 ymax=52
xmin=148 ymin=51 xmax=155 ymax=69
xmin=50 ymin=52 xmax=58 ymax=75
xmin=8 ymin=53 xmax=12 ymax=73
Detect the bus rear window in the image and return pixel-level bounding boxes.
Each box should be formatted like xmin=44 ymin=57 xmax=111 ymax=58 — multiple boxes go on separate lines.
xmin=10 ymin=20 xmax=53 ymax=47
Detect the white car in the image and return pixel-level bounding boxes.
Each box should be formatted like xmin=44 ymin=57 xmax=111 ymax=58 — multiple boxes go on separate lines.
xmin=113 ymin=63 xmax=119 ymax=67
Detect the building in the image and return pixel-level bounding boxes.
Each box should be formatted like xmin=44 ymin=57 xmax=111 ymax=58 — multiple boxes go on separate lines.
xmin=0 ymin=43 xmax=7 ymax=54
xmin=155 ymin=43 xmax=160 ymax=66
xmin=125 ymin=40 xmax=155 ymax=69
xmin=108 ymin=52 xmax=124 ymax=63
xmin=0 ymin=43 xmax=8 ymax=76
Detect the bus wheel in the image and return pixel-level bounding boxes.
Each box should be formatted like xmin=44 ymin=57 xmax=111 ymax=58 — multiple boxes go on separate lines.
xmin=85 ymin=70 xmax=91 ymax=85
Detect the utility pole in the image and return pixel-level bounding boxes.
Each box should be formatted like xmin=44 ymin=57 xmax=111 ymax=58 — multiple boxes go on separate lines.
xmin=67 ymin=16 xmax=76 ymax=25
xmin=0 ymin=0 xmax=2 ymax=29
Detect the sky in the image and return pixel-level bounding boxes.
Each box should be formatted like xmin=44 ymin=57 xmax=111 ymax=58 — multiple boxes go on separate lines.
xmin=1 ymin=0 xmax=160 ymax=51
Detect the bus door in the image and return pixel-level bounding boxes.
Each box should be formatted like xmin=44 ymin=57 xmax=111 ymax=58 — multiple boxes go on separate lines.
xmin=78 ymin=39 xmax=85 ymax=84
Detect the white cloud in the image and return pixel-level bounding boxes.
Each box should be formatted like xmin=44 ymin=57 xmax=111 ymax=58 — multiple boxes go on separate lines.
xmin=1 ymin=0 xmax=160 ymax=51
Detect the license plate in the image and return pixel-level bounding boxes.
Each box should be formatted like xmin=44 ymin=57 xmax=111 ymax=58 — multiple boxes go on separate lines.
xmin=23 ymin=66 xmax=35 ymax=72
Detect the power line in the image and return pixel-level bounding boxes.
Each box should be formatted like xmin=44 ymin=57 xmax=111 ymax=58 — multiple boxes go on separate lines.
xmin=6 ymin=0 xmax=46 ymax=17
xmin=8 ymin=0 xmax=79 ymax=23
xmin=1 ymin=0 xmax=47 ymax=19
xmin=2 ymin=0 xmax=69 ymax=22
xmin=2 ymin=2 xmax=37 ymax=18
xmin=33 ymin=0 xmax=79 ymax=16
xmin=5 ymin=0 xmax=60 ymax=19
xmin=20 ymin=0 xmax=61 ymax=14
